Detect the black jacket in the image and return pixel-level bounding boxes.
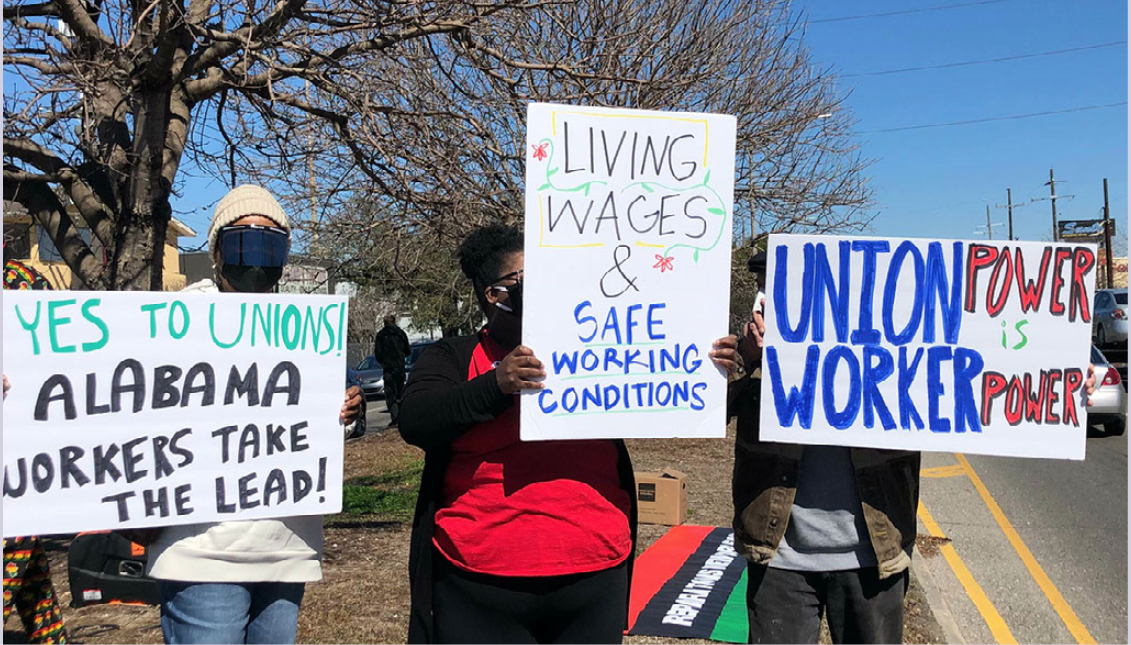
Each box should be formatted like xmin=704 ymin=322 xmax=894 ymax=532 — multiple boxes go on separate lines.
xmin=374 ymin=324 xmax=411 ymax=372
xmin=399 ymin=332 xmax=638 ymax=644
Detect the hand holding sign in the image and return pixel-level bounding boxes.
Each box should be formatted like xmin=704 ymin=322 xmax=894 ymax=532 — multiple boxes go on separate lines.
xmin=708 ymin=336 xmax=741 ymax=376
xmin=340 ymin=386 xmax=363 ymax=425
xmin=496 ymin=345 xmax=547 ymax=394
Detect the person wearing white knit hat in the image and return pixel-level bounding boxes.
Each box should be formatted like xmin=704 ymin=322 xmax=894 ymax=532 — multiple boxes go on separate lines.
xmin=141 ymin=184 xmax=363 ymax=645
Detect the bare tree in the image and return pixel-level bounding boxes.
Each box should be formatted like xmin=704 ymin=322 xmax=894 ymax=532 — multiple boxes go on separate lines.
xmin=3 ymin=0 xmax=544 ymax=290
xmin=300 ymin=0 xmax=872 ymax=332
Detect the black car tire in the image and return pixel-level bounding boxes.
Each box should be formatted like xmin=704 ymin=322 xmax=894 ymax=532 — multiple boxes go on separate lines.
xmin=1097 ymin=325 xmax=1108 ymax=349
xmin=1104 ymin=417 xmax=1126 ymax=437
xmin=348 ymin=399 xmax=367 ymax=439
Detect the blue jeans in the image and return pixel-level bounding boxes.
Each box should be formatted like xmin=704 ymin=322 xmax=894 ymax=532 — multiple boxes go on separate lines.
xmin=158 ymin=581 xmax=306 ymax=644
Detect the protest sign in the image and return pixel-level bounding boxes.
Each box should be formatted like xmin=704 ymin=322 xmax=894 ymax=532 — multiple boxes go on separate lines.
xmin=521 ymin=102 xmax=737 ymax=440
xmin=2 ymin=291 xmax=348 ymax=536
xmin=759 ymin=234 xmax=1098 ymax=459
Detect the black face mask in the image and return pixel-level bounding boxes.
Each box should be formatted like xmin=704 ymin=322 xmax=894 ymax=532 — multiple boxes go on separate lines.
xmin=493 ymin=281 xmax=523 ymax=318
xmin=221 ymin=264 xmax=283 ymax=293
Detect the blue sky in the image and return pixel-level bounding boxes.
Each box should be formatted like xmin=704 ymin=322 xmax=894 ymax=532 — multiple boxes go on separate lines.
xmin=6 ymin=0 xmax=1127 ymax=253
xmin=795 ymin=0 xmax=1127 ymax=248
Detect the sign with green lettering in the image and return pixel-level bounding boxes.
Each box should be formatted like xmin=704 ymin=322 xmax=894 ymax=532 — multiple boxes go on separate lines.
xmin=2 ymin=291 xmax=349 ymax=536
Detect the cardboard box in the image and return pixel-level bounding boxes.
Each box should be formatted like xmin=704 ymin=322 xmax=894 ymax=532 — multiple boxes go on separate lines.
xmin=634 ymin=469 xmax=688 ymax=526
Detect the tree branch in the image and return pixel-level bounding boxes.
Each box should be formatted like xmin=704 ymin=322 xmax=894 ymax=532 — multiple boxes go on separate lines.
xmin=3 ymin=1 xmax=59 ymax=19
xmin=4 ymin=171 xmax=108 ymax=289
xmin=54 ymin=0 xmax=114 ymax=48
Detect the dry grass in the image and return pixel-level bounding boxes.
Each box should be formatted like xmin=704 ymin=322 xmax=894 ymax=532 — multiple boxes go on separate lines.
xmin=6 ymin=424 xmax=945 ymax=644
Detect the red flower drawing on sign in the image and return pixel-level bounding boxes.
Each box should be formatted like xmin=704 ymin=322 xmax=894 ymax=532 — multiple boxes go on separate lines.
xmin=653 ymin=254 xmax=675 ymax=273
xmin=531 ymin=142 xmax=549 ymax=161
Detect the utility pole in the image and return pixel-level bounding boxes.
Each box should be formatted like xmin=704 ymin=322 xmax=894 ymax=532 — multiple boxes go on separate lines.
xmin=1048 ymin=168 xmax=1059 ymax=241
xmin=995 ymin=188 xmax=1024 ymax=240
xmin=1006 ymin=189 xmax=1013 ymax=241
xmin=1103 ymin=177 xmax=1114 ymax=288
xmin=1032 ymin=169 xmax=1074 ymax=241
xmin=974 ymin=204 xmax=1004 ymax=240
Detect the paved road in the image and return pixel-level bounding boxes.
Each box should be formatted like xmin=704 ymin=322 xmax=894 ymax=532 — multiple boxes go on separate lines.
xmin=356 ymin=398 xmax=392 ymax=438
xmin=917 ymin=425 xmax=1127 ymax=644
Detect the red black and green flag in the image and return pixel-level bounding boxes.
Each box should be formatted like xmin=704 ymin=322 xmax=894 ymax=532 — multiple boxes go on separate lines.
xmin=627 ymin=526 xmax=749 ymax=643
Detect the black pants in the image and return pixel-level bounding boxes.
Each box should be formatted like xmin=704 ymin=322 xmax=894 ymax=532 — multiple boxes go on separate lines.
xmin=432 ymin=550 xmax=628 ymax=644
xmin=746 ymin=564 xmax=907 ymax=644
xmin=383 ymin=369 xmax=406 ymax=422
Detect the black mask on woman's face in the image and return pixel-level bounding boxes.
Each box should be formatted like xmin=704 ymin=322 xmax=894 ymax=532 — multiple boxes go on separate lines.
xmin=493 ymin=281 xmax=523 ymax=318
xmin=220 ymin=264 xmax=283 ymax=293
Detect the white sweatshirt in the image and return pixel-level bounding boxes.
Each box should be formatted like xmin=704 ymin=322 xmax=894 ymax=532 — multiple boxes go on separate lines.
xmin=147 ymin=279 xmax=324 ymax=583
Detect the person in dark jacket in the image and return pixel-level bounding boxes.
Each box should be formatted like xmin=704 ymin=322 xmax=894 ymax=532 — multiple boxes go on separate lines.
xmin=374 ymin=314 xmax=411 ymax=425
xmin=399 ymin=223 xmax=740 ymax=644
xmin=729 ymin=250 xmax=1098 ymax=645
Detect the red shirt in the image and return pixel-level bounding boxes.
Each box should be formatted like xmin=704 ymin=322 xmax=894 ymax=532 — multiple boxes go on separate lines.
xmin=432 ymin=331 xmax=632 ymax=577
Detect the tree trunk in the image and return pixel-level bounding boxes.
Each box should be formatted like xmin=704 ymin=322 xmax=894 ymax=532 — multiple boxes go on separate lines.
xmin=112 ymin=200 xmax=170 ymax=290
xmin=111 ymin=89 xmax=175 ymax=291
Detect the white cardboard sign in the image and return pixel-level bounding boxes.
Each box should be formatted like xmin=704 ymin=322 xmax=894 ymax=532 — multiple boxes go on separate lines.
xmin=521 ymin=102 xmax=736 ymax=440
xmin=3 ymin=291 xmax=348 ymax=536
xmin=758 ymin=234 xmax=1098 ymax=459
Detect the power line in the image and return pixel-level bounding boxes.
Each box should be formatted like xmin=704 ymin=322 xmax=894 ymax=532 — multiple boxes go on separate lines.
xmin=810 ymin=0 xmax=1015 ymax=24
xmin=858 ymin=101 xmax=1128 ymax=134
xmin=844 ymin=41 xmax=1126 ymax=78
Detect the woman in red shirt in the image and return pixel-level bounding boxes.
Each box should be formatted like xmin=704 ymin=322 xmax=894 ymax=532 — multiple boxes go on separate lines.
xmin=399 ymin=224 xmax=738 ymax=644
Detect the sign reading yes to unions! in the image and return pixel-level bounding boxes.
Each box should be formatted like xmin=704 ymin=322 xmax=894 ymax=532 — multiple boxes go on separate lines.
xmin=759 ymin=234 xmax=1098 ymax=460
xmin=3 ymin=290 xmax=348 ymax=537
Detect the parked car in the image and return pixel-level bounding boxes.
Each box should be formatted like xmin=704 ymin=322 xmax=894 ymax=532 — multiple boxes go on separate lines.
xmin=344 ymin=368 xmax=368 ymax=439
xmin=353 ymin=355 xmax=386 ymax=401
xmin=1089 ymin=345 xmax=1126 ymax=436
xmin=1093 ymin=288 xmax=1128 ymax=348
xmin=404 ymin=340 xmax=437 ymax=382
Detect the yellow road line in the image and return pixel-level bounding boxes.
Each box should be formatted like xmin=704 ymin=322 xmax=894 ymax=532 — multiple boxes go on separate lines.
xmin=921 ymin=464 xmax=967 ymax=478
xmin=918 ymin=501 xmax=1017 ymax=644
xmin=955 ymin=453 xmax=1097 ymax=645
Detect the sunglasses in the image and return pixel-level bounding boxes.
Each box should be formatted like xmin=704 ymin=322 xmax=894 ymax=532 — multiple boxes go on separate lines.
xmin=218 ymin=224 xmax=290 ymax=268
xmin=489 ymin=269 xmax=524 ymax=286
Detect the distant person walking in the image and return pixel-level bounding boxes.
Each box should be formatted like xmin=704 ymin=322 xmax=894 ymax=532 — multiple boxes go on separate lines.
xmin=374 ymin=314 xmax=411 ymax=426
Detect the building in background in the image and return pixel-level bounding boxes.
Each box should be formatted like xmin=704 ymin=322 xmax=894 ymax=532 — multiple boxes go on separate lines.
xmin=4 ymin=202 xmax=195 ymax=290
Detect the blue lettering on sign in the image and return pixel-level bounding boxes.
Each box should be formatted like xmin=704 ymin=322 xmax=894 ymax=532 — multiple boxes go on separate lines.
xmin=851 ymin=240 xmax=890 ymax=345
xmin=822 ymin=345 xmax=861 ymax=429
xmin=898 ymin=347 xmax=925 ymax=430
xmin=766 ymin=345 xmax=820 ymax=428
xmin=862 ymin=346 xmax=896 ymax=430
xmin=811 ymin=241 xmax=851 ymax=343
xmin=952 ymin=347 xmax=984 ymax=433
xmin=882 ymin=241 xmax=925 ymax=346
xmin=539 ymin=390 xmax=557 ymax=413
xmin=574 ymin=301 xmax=597 ymax=342
xmin=774 ymin=244 xmax=814 ymax=343
xmin=924 ymin=242 xmax=964 ymax=344
xmin=927 ymin=346 xmax=951 ymax=433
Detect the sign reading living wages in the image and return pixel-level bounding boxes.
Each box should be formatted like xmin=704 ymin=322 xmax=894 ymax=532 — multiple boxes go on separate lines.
xmin=759 ymin=234 xmax=1097 ymax=459
xmin=2 ymin=291 xmax=348 ymax=536
xmin=521 ymin=102 xmax=737 ymax=440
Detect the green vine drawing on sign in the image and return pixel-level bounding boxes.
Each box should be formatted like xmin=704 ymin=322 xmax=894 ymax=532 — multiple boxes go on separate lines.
xmin=623 ymin=171 xmax=727 ymax=265
xmin=534 ymin=137 xmax=727 ymax=267
xmin=535 ymin=139 xmax=607 ymax=197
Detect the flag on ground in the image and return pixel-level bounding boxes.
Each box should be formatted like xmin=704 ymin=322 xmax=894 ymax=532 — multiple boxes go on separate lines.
xmin=627 ymin=525 xmax=749 ymax=643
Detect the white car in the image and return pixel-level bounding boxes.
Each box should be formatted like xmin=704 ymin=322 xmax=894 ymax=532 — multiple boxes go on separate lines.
xmin=1093 ymin=289 xmax=1128 ymax=348
xmin=1088 ymin=346 xmax=1126 ymax=436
